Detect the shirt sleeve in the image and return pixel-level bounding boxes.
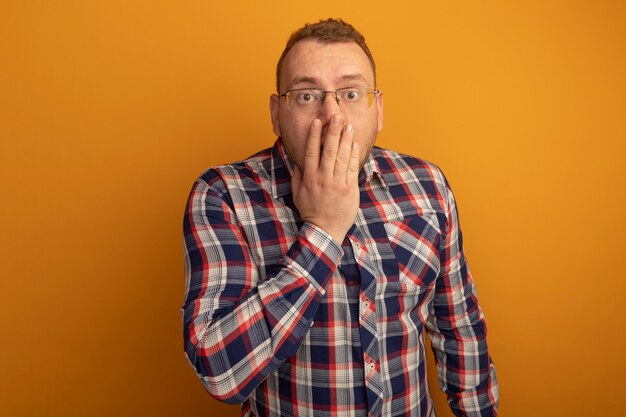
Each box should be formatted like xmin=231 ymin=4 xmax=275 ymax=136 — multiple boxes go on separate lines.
xmin=425 ymin=178 xmax=499 ymax=417
xmin=182 ymin=176 xmax=343 ymax=404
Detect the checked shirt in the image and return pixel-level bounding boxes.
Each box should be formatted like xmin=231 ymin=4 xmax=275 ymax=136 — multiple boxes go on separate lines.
xmin=182 ymin=139 xmax=499 ymax=417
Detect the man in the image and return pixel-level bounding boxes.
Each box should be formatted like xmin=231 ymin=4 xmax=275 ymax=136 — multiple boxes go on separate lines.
xmin=183 ymin=19 xmax=499 ymax=417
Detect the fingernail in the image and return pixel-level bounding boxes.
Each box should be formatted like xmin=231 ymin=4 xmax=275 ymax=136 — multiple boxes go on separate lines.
xmin=345 ymin=124 xmax=354 ymax=133
xmin=312 ymin=119 xmax=321 ymax=128
xmin=332 ymin=115 xmax=341 ymax=125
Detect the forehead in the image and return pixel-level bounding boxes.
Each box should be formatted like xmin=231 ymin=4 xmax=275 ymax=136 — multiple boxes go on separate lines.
xmin=280 ymin=40 xmax=375 ymax=91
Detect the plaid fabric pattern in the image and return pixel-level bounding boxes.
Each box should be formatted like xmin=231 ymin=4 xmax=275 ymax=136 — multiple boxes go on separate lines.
xmin=182 ymin=139 xmax=498 ymax=417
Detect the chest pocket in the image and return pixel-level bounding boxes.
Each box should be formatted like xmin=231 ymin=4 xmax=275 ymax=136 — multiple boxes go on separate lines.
xmin=384 ymin=214 xmax=441 ymax=291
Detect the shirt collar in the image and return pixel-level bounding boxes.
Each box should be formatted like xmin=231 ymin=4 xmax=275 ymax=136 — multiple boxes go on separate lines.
xmin=269 ymin=138 xmax=387 ymax=199
xmin=269 ymin=139 xmax=294 ymax=199
xmin=360 ymin=150 xmax=386 ymax=188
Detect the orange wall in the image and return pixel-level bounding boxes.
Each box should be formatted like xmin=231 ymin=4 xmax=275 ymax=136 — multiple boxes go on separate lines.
xmin=1 ymin=1 xmax=625 ymax=416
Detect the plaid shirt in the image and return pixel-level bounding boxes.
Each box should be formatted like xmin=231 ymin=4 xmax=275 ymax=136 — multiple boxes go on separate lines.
xmin=182 ymin=139 xmax=498 ymax=417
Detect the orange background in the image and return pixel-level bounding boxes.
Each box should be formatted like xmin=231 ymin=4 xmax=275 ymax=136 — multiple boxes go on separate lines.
xmin=1 ymin=1 xmax=625 ymax=416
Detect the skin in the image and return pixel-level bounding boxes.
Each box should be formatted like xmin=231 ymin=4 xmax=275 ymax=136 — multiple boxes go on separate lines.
xmin=269 ymin=40 xmax=384 ymax=243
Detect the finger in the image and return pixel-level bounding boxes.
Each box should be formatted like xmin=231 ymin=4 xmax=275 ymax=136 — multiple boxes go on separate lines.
xmin=346 ymin=142 xmax=360 ymax=185
xmin=319 ymin=114 xmax=344 ymax=174
xmin=333 ymin=123 xmax=354 ymax=179
xmin=303 ymin=119 xmax=322 ymax=174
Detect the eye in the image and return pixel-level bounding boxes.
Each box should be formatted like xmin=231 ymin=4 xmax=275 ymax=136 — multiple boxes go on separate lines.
xmin=340 ymin=88 xmax=362 ymax=102
xmin=294 ymin=90 xmax=319 ymax=105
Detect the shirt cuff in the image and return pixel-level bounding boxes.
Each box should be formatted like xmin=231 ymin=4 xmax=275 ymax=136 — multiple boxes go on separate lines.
xmin=283 ymin=222 xmax=344 ymax=295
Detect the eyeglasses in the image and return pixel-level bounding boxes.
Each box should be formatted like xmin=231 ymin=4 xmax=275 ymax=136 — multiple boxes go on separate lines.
xmin=279 ymin=87 xmax=380 ymax=114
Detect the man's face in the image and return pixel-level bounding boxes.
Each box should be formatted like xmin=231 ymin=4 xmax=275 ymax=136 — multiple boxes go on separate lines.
xmin=270 ymin=40 xmax=384 ymax=172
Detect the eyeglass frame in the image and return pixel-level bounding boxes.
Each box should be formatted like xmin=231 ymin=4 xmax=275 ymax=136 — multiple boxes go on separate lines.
xmin=278 ymin=87 xmax=381 ymax=113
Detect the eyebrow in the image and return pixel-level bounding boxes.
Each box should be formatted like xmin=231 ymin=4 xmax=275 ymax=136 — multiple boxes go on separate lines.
xmin=338 ymin=73 xmax=369 ymax=83
xmin=288 ymin=73 xmax=370 ymax=89
xmin=289 ymin=76 xmax=319 ymax=88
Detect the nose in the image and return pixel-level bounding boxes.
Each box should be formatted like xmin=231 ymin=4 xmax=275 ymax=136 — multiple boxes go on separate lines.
xmin=318 ymin=91 xmax=343 ymax=125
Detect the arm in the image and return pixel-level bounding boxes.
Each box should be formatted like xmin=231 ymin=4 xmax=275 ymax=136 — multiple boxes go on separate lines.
xmin=425 ymin=180 xmax=499 ymax=417
xmin=182 ymin=116 xmax=360 ymax=403
xmin=182 ymin=177 xmax=342 ymax=403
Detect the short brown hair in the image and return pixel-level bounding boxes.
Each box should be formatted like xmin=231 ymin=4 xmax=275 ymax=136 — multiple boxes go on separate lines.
xmin=276 ymin=18 xmax=376 ymax=92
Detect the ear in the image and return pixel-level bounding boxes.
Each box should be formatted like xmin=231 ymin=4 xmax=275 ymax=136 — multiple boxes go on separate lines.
xmin=269 ymin=94 xmax=281 ymax=137
xmin=376 ymin=90 xmax=384 ymax=132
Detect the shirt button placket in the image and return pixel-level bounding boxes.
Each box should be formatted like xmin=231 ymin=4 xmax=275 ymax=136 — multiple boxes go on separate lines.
xmin=351 ymin=238 xmax=364 ymax=259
